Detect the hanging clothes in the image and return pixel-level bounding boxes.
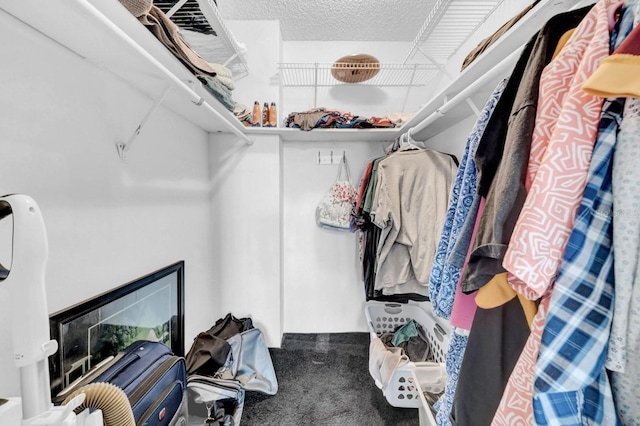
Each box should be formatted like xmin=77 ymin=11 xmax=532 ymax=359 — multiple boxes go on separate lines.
xmin=370 ymin=148 xmax=457 ymax=298
xmin=428 ymin=78 xmax=507 ymax=319
xmin=413 ymin=1 xmax=640 ymax=424
xmin=434 ymin=195 xmax=491 ymax=426
xmin=426 ymin=78 xmax=507 ymax=426
xmin=533 ymin=97 xmax=623 ymax=425
xmin=494 ymin=2 xmax=630 ymax=425
xmin=610 ymin=96 xmax=640 ymax=426
xmin=353 ymin=147 xmax=457 ymax=302
xmin=581 ymin=3 xmax=640 ymax=422
xmin=434 ymin=331 xmax=468 ymax=426
xmin=502 ymin=0 xmax=618 ymax=301
xmin=451 ymin=203 xmax=536 ymax=426
xmin=585 ymin=2 xmax=640 ymax=425
xmin=440 ymin=196 xmax=535 ymax=426
xmin=439 ymin=6 xmax=590 ymax=425
xmin=491 ymin=296 xmax=550 ymax=426
xmin=461 ymin=5 xmax=593 ymax=293
xmin=354 ymin=157 xmax=384 ymax=300
xmin=452 ymin=267 xmax=534 ymax=426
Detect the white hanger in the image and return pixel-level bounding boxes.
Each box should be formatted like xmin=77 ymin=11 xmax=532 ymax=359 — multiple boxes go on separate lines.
xmin=398 ymin=128 xmax=425 ymax=151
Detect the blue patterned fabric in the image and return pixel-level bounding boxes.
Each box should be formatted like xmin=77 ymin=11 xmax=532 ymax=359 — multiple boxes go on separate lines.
xmin=434 ymin=331 xmax=468 ymax=426
xmin=429 ymin=79 xmax=508 ymax=319
xmin=532 ymin=100 xmax=622 ymax=425
xmin=532 ymin=10 xmax=633 ymax=425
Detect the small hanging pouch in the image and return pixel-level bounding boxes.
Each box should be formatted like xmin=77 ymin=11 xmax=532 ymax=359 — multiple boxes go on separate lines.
xmin=315 ymin=154 xmax=358 ymax=230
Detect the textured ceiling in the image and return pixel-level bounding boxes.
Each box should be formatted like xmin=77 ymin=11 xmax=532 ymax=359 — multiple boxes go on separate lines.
xmin=216 ymin=0 xmax=437 ymax=42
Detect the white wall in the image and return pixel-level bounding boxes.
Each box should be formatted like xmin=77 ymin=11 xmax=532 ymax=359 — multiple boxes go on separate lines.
xmin=204 ymin=20 xmax=285 ymax=348
xmin=227 ymin=20 xmax=283 ymax=122
xmin=0 ymin=11 xmax=218 ymax=397
xmin=424 ymin=115 xmax=478 ymax=161
xmin=282 ymin=141 xmax=385 ymax=334
xmin=208 ymin=134 xmax=283 ymax=347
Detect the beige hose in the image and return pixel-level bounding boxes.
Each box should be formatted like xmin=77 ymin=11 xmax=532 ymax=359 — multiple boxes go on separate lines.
xmin=62 ymin=382 xmax=135 ymax=426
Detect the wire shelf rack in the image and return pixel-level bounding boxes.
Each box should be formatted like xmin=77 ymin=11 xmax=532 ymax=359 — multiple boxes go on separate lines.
xmin=403 ymin=0 xmax=507 ymax=65
xmin=278 ymin=62 xmax=439 ymax=87
xmin=157 ymin=0 xmax=249 ymax=78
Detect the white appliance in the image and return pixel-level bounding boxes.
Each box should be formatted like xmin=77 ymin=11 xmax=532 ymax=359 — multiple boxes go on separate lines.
xmin=0 ymin=194 xmax=102 ymax=426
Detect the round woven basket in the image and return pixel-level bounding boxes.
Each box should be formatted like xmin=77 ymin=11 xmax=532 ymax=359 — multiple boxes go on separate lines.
xmin=331 ymin=54 xmax=380 ymax=83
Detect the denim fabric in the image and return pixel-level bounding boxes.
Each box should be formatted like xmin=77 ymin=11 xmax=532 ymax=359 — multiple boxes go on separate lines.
xmin=428 ymin=79 xmax=507 ymax=319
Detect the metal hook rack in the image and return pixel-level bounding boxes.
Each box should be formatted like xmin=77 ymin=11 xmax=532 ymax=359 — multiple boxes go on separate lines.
xmin=317 ymin=150 xmax=345 ymax=165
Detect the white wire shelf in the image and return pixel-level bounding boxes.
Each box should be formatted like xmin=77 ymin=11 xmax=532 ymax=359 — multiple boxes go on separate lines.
xmin=158 ymin=0 xmax=249 ymax=79
xmin=278 ymin=62 xmax=439 ymax=87
xmin=403 ymin=0 xmax=507 ymax=65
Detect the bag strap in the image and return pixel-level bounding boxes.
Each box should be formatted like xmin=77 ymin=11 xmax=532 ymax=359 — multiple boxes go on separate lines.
xmin=335 ymin=153 xmax=351 ymax=183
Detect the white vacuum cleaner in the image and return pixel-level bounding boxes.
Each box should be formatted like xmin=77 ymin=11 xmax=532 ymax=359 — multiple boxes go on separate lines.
xmin=0 ymin=194 xmax=103 ymax=426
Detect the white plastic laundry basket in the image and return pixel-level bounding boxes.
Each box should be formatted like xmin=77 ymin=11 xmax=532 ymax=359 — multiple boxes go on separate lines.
xmin=365 ymin=301 xmax=451 ymax=409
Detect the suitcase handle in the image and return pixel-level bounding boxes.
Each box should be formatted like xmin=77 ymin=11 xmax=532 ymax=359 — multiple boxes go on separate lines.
xmin=99 ymin=351 xmax=141 ymax=382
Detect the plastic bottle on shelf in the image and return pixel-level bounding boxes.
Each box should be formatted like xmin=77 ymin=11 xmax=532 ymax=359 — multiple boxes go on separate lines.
xmin=269 ymin=102 xmax=278 ymax=127
xmin=252 ymin=101 xmax=261 ymax=127
xmin=262 ymin=102 xmax=270 ymax=127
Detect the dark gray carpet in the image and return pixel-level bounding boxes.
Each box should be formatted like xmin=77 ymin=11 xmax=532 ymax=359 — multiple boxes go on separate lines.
xmin=241 ymin=333 xmax=419 ymax=426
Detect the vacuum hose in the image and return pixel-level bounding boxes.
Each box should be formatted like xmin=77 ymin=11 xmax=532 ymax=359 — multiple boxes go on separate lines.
xmin=62 ymin=382 xmax=135 ymax=426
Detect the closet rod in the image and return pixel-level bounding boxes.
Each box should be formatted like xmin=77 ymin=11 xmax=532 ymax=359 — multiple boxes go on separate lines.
xmin=405 ymin=46 xmax=522 ymax=139
xmin=71 ymin=0 xmax=253 ymax=146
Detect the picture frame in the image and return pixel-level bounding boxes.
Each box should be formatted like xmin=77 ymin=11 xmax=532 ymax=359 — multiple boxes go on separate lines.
xmin=48 ymin=261 xmax=185 ymax=396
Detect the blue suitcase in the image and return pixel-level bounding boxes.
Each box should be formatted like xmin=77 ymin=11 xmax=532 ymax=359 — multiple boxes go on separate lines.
xmin=56 ymin=340 xmax=188 ymax=426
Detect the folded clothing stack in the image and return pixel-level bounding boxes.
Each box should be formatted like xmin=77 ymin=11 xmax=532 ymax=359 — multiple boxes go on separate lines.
xmin=198 ymin=73 xmax=235 ymax=111
xmin=233 ymin=103 xmax=253 ymax=127
xmin=207 ymin=62 xmax=235 ymax=92
xmin=285 ymin=107 xmax=403 ymax=131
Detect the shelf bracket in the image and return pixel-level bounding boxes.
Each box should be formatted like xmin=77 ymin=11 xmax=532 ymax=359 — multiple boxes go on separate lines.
xmin=223 ymin=52 xmax=239 ymax=68
xmin=419 ymin=52 xmax=454 ymax=80
xmin=116 ymin=86 xmax=171 ymax=160
xmin=401 ymin=63 xmax=420 ymax=113
xmin=314 ymin=63 xmax=319 ymax=108
xmin=165 ymin=0 xmax=189 ymax=18
xmin=465 ymin=98 xmax=481 ymax=117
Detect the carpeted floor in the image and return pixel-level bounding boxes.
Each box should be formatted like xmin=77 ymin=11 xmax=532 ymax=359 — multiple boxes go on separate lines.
xmin=241 ymin=332 xmax=420 ymax=426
